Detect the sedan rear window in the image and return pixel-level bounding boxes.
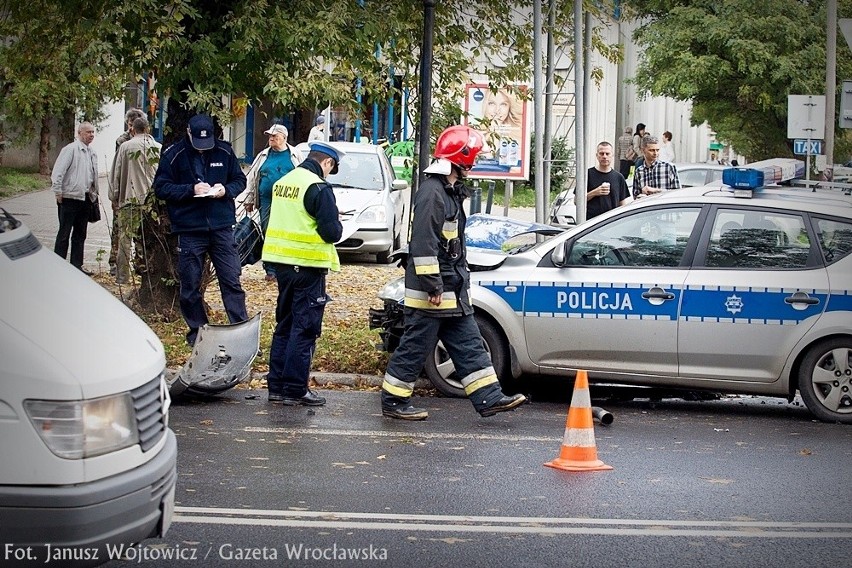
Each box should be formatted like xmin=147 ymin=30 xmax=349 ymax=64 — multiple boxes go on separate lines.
xmin=815 ymin=218 xmax=852 ymax=265
xmin=704 ymin=209 xmax=810 ymax=269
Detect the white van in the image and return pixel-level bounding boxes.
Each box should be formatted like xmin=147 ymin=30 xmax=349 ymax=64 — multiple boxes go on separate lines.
xmin=0 ymin=210 xmax=176 ymax=566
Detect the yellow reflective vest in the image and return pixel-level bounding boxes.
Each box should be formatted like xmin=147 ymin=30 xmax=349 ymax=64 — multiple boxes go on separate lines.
xmin=261 ymin=167 xmax=340 ymax=271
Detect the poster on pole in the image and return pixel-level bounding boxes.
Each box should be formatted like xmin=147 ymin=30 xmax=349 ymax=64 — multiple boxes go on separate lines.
xmin=462 ymin=83 xmax=531 ymax=181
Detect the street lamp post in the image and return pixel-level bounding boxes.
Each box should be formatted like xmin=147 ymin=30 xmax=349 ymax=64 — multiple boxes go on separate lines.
xmin=417 ymin=0 xmax=437 ymax=188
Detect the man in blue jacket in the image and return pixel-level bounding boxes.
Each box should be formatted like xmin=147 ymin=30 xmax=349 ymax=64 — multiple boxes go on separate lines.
xmin=153 ymin=114 xmax=249 ymax=346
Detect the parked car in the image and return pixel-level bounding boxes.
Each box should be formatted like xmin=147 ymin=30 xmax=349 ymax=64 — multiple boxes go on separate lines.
xmin=297 ymin=142 xmax=410 ymax=263
xmin=369 ymin=164 xmax=852 ymax=423
xmin=549 ymin=163 xmax=730 ymax=227
xmin=0 ymin=210 xmax=177 ymax=564
xmin=673 ymin=162 xmax=730 ymax=188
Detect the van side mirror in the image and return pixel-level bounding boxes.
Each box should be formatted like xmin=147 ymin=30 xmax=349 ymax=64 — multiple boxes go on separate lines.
xmin=391 ymin=179 xmax=409 ymax=191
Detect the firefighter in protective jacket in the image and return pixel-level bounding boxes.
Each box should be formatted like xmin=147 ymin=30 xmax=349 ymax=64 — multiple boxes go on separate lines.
xmin=380 ymin=125 xmax=527 ymax=420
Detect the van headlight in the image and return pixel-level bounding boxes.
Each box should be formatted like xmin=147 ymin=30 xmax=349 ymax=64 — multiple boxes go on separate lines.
xmin=357 ymin=205 xmax=387 ymax=224
xmin=24 ymin=394 xmax=139 ymax=459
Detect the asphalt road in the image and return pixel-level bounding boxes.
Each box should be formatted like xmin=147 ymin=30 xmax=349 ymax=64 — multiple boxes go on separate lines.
xmin=98 ymin=387 xmax=851 ymax=568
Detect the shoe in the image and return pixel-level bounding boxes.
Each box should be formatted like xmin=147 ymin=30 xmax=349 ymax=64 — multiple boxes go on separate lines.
xmin=268 ymin=392 xmax=285 ymax=403
xmin=382 ymin=404 xmax=428 ymax=421
xmin=79 ymin=267 xmax=94 ymax=276
xmin=280 ymin=390 xmax=326 ymax=406
xmin=109 ymin=266 xmax=117 ymax=277
xmin=479 ymin=393 xmax=527 ymax=417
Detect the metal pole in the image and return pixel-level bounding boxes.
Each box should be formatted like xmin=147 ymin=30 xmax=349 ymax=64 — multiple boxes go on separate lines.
xmin=825 ymin=0 xmax=837 ymax=180
xmin=574 ymin=0 xmax=586 ymax=224
xmin=543 ymin=0 xmax=555 ymax=222
xmin=417 ymin=0 xmax=437 ymax=188
xmin=533 ymin=0 xmax=545 ymax=224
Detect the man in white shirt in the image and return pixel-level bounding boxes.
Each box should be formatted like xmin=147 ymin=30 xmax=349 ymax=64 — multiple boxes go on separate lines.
xmin=308 ymin=115 xmax=326 ymax=141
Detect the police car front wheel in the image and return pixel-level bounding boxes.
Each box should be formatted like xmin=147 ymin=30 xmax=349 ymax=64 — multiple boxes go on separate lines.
xmin=424 ymin=316 xmax=514 ymax=398
xmin=798 ymin=337 xmax=852 ymax=424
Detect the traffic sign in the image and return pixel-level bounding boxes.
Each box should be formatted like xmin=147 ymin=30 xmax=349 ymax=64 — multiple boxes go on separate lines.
xmin=793 ymin=139 xmax=822 ymax=155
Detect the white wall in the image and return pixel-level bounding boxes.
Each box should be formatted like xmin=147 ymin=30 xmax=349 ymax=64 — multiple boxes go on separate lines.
xmin=90 ymin=100 xmax=127 ymax=176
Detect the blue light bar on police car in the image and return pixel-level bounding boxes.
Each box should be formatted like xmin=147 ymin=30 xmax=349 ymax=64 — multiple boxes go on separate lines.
xmin=722 ymin=158 xmax=805 ymax=190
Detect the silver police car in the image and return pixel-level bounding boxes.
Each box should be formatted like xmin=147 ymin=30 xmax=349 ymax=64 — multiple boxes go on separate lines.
xmin=370 ymin=170 xmax=852 ymax=423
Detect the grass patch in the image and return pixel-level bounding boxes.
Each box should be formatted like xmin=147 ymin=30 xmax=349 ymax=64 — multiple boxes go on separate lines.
xmin=485 ymin=185 xmax=560 ymax=209
xmin=0 ymin=167 xmax=50 ymax=199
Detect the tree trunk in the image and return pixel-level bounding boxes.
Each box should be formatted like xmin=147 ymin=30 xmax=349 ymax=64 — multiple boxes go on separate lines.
xmin=132 ymin=194 xmax=181 ymax=320
xmin=38 ymin=117 xmax=50 ymax=175
xmin=131 ymin=96 xmax=212 ymax=320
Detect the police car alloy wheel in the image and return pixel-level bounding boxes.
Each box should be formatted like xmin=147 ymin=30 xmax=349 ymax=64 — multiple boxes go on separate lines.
xmin=424 ymin=315 xmax=516 ymax=397
xmin=798 ymin=337 xmax=852 ymax=424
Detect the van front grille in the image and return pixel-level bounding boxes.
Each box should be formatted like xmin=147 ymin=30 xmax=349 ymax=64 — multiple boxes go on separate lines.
xmin=1 ymin=233 xmax=41 ymax=260
xmin=131 ymin=376 xmax=166 ymax=452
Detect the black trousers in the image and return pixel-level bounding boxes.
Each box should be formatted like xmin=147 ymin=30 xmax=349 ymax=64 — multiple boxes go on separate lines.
xmin=54 ymin=198 xmax=89 ymax=268
xmin=267 ymin=264 xmax=329 ymax=397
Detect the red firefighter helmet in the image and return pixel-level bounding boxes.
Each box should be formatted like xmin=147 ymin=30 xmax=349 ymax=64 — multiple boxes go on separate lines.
xmin=433 ymin=125 xmax=484 ymax=169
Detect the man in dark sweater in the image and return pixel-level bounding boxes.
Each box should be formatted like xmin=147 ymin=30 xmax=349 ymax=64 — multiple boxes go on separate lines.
xmin=153 ymin=114 xmax=249 ymax=346
xmin=586 ymin=141 xmax=632 ymax=220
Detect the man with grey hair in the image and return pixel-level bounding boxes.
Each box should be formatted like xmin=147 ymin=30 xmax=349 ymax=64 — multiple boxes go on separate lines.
xmin=52 ymin=122 xmax=98 ymax=273
xmin=110 ymin=116 xmax=161 ymax=284
xmin=109 ymin=107 xmax=147 ymax=275
xmin=632 ymin=134 xmax=681 ymax=199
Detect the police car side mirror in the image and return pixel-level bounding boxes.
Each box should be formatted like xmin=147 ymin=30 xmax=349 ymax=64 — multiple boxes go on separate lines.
xmin=551 ymin=240 xmax=568 ymax=266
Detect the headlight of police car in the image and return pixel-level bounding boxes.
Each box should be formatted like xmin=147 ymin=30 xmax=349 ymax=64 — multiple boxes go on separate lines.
xmin=24 ymin=394 xmax=139 ymax=459
xmin=377 ymin=276 xmax=405 ymax=303
xmin=357 ymin=205 xmax=388 ymax=224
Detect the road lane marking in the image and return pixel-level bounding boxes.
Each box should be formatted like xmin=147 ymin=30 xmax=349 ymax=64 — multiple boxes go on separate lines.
xmin=174 ymin=507 xmax=852 ymax=539
xmin=244 ymin=426 xmax=559 ymax=443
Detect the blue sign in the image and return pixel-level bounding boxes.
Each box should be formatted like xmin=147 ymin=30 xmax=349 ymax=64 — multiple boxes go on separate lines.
xmin=793 ymin=139 xmax=822 ymax=155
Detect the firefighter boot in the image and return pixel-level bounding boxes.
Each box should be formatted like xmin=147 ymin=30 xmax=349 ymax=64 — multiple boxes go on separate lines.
xmin=382 ymin=400 xmax=429 ymax=421
xmin=479 ymin=393 xmax=527 ymax=417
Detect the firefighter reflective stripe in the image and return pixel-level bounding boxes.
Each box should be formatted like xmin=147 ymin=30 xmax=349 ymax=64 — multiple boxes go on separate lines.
xmin=404 ymin=289 xmax=458 ymax=310
xmin=381 ymin=373 xmax=415 ymax=398
xmin=413 ymin=256 xmax=440 ymax=275
xmin=442 ymin=220 xmax=458 ymax=240
xmin=461 ymin=366 xmax=499 ymax=396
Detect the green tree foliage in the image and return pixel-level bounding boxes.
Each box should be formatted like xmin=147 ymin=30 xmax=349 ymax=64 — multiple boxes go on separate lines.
xmin=623 ymin=0 xmax=852 ymax=160
xmin=0 ymin=0 xmax=128 ymax=172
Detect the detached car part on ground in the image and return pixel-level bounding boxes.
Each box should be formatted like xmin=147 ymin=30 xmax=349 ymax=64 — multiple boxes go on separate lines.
xmin=370 ymin=165 xmax=852 ymax=424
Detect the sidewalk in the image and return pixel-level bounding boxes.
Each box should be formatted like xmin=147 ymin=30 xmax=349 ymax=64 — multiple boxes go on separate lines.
xmin=1 ymin=175 xmax=114 ymax=273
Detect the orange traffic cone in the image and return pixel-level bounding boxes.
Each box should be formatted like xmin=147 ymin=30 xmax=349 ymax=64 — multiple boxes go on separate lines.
xmin=544 ymin=370 xmax=613 ymax=472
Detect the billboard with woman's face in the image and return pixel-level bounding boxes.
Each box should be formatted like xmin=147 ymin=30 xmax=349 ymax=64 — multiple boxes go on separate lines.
xmin=463 ymin=84 xmax=531 ymax=181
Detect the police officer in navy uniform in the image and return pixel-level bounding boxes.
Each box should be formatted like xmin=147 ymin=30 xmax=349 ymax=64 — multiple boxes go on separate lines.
xmin=153 ymin=114 xmax=249 ymax=346
xmin=262 ymin=142 xmax=344 ymax=406
xmin=380 ymin=125 xmax=527 ymax=420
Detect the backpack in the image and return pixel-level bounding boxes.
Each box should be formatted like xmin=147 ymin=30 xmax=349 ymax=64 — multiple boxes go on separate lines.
xmin=234 ymin=215 xmax=264 ymax=266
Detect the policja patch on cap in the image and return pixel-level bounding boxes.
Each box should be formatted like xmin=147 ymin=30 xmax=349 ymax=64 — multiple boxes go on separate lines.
xmin=309 ymin=142 xmax=346 ymax=175
xmin=188 ymin=114 xmax=216 ymax=151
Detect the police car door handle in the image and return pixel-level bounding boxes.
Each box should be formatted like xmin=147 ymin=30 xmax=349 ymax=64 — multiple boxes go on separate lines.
xmin=641 ymin=287 xmax=675 ymax=301
xmin=784 ymin=292 xmax=819 ymax=306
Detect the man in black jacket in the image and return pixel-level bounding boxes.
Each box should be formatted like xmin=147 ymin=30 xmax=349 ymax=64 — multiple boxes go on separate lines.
xmin=153 ymin=114 xmax=248 ymax=346
xmin=380 ymin=125 xmax=527 ymax=420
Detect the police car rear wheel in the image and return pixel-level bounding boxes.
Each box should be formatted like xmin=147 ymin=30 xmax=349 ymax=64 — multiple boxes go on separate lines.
xmin=798 ymin=338 xmax=852 ymax=424
xmin=424 ymin=316 xmax=511 ymax=398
